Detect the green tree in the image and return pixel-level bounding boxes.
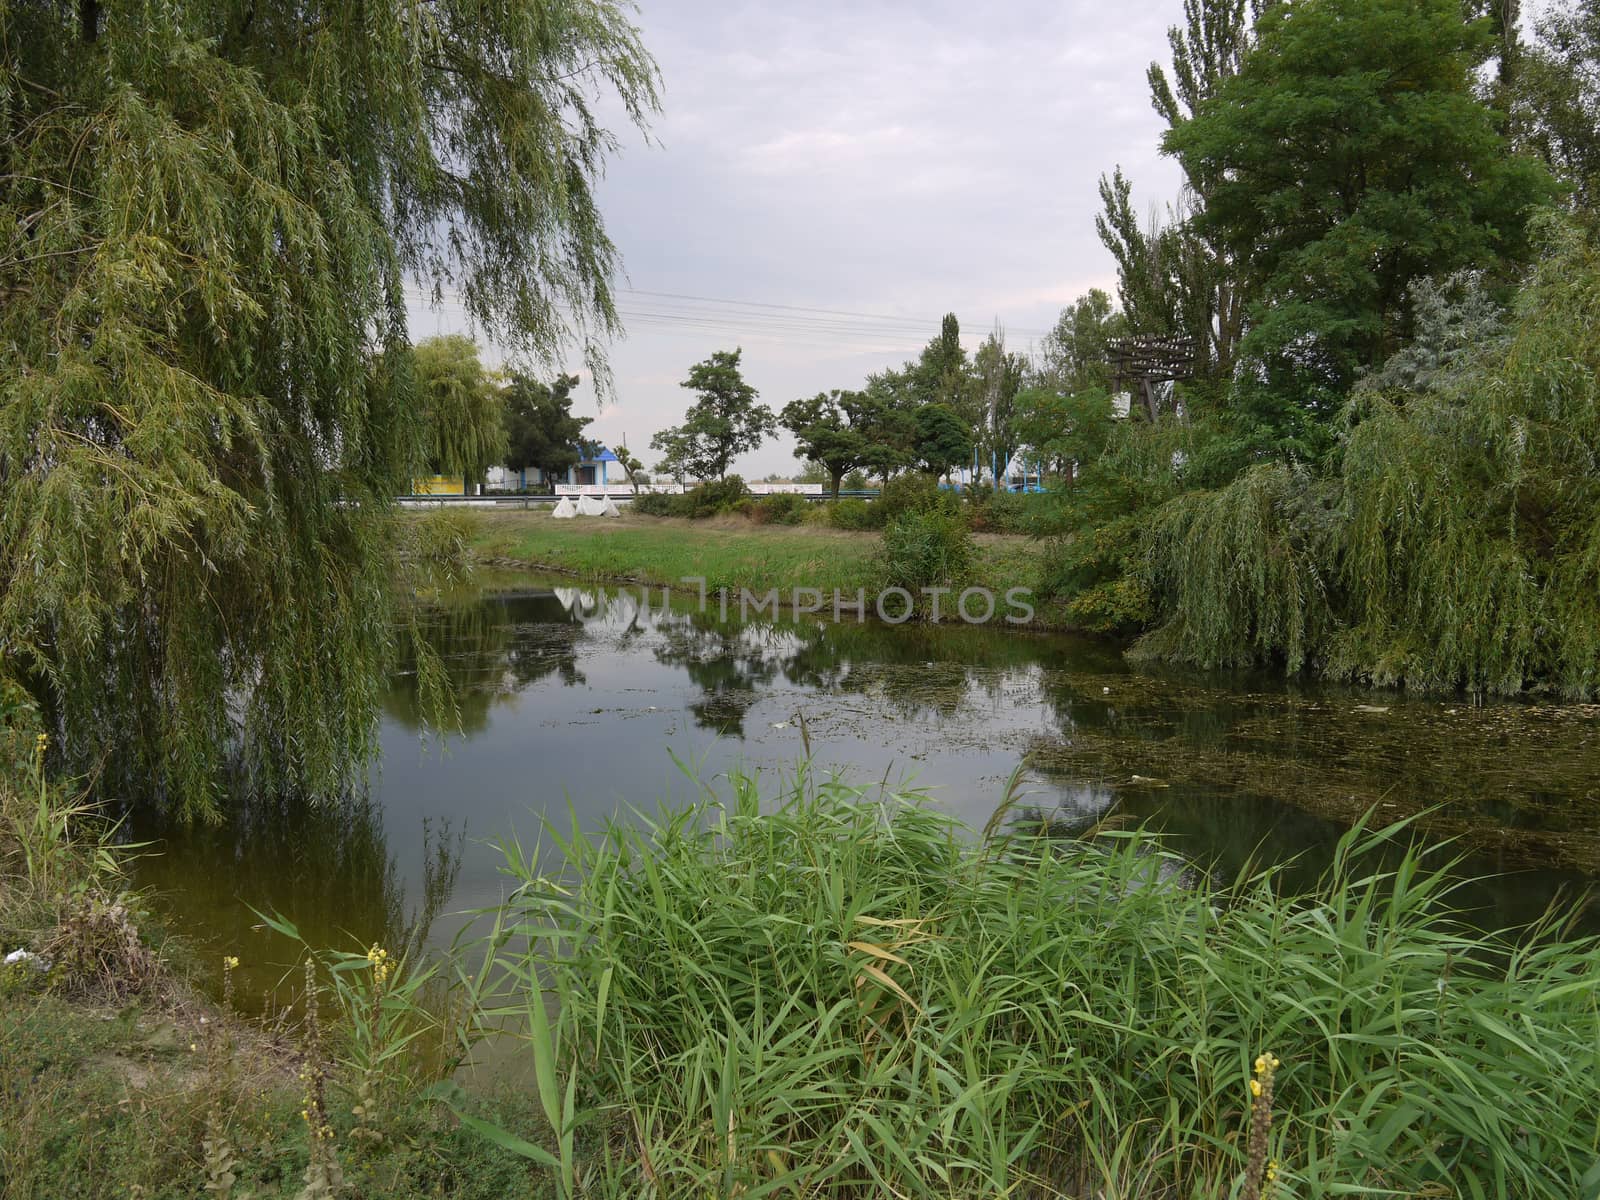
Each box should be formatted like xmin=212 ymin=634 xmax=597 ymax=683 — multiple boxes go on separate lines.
xmin=414 ymin=336 xmax=507 ymax=489
xmin=1517 ymin=0 xmax=1600 ymax=213
xmin=1019 ymin=292 xmax=1128 ymax=483
xmin=854 ymin=374 xmax=920 ymax=480
xmin=1034 ymin=289 xmax=1127 ymax=395
xmin=780 ymin=390 xmax=873 ymax=498
xmin=1143 ymin=0 xmax=1262 ymax=374
xmin=1014 ymin=387 xmax=1117 ymax=484
xmin=651 ymin=350 xmax=776 ymax=481
xmin=1095 ymin=168 xmax=1184 ymax=341
xmin=912 ymin=404 xmax=974 ymax=479
xmin=973 ymin=329 xmax=1028 ymax=486
xmin=613 ymin=445 xmax=648 ymax=494
xmin=1166 ymin=0 xmax=1555 ymax=389
xmin=0 ymin=1 xmax=658 ymax=815
xmin=651 ymin=429 xmax=693 ymax=485
xmin=913 ymin=314 xmax=981 ymax=433
xmin=503 ymin=372 xmax=594 ymax=491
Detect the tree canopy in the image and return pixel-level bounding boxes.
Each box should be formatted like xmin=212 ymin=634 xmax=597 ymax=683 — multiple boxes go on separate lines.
xmin=503 ymin=371 xmax=594 ymax=489
xmin=0 ymin=0 xmax=659 ymax=816
xmin=1165 ymin=0 xmax=1555 ymax=387
xmin=780 ymin=390 xmax=877 ymax=498
xmin=1517 ymin=0 xmax=1600 ymax=214
xmin=651 ymin=350 xmax=776 ymax=481
xmin=414 ymin=336 xmax=507 ymax=486
xmin=912 ymin=404 xmax=974 ymax=478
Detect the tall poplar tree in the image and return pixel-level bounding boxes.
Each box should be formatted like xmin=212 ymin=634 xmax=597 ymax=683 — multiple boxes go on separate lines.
xmin=0 ymin=1 xmax=659 ymax=815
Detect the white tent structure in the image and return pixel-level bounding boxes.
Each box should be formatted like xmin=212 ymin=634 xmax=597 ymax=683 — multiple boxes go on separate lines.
xmin=551 ymin=496 xmax=577 ymax=519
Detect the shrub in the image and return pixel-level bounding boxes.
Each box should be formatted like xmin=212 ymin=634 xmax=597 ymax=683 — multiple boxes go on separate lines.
xmin=753 ymin=492 xmax=807 ymax=525
xmin=825 ymin=498 xmax=877 ymax=530
xmin=878 ymin=505 xmax=975 ymax=600
xmin=630 ymin=490 xmax=678 ymax=517
xmin=682 ymin=475 xmax=749 ymax=519
xmin=406 ymin=507 xmax=482 ymax=575
xmin=965 ymin=488 xmax=1041 ymax=534
xmin=876 ymin=472 xmax=952 ymax=524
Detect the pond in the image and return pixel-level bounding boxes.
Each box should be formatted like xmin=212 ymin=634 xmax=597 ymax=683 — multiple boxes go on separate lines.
xmin=128 ymin=572 xmax=1600 ymax=1004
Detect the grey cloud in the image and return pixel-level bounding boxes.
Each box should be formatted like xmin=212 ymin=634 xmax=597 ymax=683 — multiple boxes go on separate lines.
xmin=414 ymin=0 xmax=1187 ymax=475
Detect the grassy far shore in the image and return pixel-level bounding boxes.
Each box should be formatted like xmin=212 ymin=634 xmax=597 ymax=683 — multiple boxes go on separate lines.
xmin=461 ymin=508 xmax=1054 ymax=619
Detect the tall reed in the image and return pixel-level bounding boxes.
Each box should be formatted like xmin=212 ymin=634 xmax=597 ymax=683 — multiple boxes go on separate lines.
xmin=469 ymin=766 xmax=1600 ymax=1197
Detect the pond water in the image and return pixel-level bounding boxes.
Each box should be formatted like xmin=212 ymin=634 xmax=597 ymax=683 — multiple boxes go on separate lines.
xmin=129 ymin=572 xmax=1600 ymax=1003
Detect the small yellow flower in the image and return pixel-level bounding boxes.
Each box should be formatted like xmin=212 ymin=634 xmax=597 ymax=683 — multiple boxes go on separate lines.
xmin=1249 ymin=1078 xmax=1262 ymax=1097
xmin=223 ymin=955 xmax=240 ymax=970
xmin=189 ymin=1043 xmax=198 ymax=1052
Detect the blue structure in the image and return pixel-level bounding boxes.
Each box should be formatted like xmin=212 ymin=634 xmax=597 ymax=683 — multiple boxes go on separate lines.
xmin=517 ymin=445 xmax=621 ymax=490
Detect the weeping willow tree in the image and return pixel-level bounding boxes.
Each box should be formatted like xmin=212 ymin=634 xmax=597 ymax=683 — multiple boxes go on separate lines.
xmin=1332 ymin=215 xmax=1600 ymax=697
xmin=0 ymin=1 xmax=659 ymax=817
xmin=1131 ymin=214 xmax=1600 ymax=698
xmin=413 ymin=335 xmax=508 ymax=487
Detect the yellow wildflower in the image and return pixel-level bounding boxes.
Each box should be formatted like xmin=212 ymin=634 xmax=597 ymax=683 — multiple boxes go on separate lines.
xmin=1250 ymin=1078 xmax=1262 ymax=1097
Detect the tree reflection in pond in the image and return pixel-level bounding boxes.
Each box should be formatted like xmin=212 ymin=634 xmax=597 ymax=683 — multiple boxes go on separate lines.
xmin=126 ymin=787 xmax=461 ymax=1012
xmin=131 ymin=573 xmax=1600 ymax=969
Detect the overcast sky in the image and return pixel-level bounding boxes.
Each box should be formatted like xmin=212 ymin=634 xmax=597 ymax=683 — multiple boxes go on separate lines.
xmin=408 ymin=0 xmax=1186 ymax=477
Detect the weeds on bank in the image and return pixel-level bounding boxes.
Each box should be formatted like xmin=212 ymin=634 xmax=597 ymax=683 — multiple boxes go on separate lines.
xmin=1 ymin=677 xmax=538 ymax=1199
xmin=465 ymin=765 xmax=1600 ymax=1198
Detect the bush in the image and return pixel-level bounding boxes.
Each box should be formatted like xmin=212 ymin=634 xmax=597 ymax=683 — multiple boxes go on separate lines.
xmin=879 ymin=505 xmax=975 ymax=599
xmin=406 ymin=507 xmax=482 ymax=575
xmin=682 ymin=475 xmax=749 ymax=518
xmin=825 ymin=498 xmax=877 ymax=530
xmin=965 ymin=488 xmax=1042 ymax=534
xmin=630 ymin=490 xmax=678 ymax=517
xmin=748 ymin=492 xmax=807 ymax=525
xmin=876 ymin=472 xmax=953 ymax=524
xmin=630 ymin=476 xmax=750 ymax=520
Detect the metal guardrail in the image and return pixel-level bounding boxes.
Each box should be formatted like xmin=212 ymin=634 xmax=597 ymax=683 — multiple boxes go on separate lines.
xmin=396 ymin=490 xmax=884 ymax=506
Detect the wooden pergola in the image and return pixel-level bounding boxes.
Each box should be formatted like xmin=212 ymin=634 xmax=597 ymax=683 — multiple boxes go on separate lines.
xmin=1107 ymin=334 xmax=1197 ymax=421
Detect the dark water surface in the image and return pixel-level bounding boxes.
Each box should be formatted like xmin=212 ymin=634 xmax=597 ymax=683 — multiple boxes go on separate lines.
xmin=129 ymin=573 xmax=1600 ymax=1001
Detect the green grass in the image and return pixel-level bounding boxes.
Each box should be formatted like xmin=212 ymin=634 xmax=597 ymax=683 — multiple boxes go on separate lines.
xmin=0 ymin=992 xmax=557 ymax=1200
xmin=1 ymin=687 xmax=554 ymax=1200
xmin=462 ymin=511 xmax=1046 ymax=618
xmin=470 ymin=765 xmax=1600 ymax=1198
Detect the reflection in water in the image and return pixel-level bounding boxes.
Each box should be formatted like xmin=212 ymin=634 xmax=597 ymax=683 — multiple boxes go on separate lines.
xmin=132 ymin=574 xmax=1600 ymax=964
xmin=127 ymin=788 xmax=461 ymax=1011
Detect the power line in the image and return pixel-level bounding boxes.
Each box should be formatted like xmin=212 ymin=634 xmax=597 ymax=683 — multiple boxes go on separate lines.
xmin=402 ymin=281 xmax=1054 ymax=344
xmin=618 ymin=288 xmax=1053 ymax=338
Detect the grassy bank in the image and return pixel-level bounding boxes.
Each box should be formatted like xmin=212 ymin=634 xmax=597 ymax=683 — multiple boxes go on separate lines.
xmin=463 ymin=510 xmax=1050 ymax=616
xmin=0 ymin=686 xmax=543 ymax=1200
xmin=0 ymin=989 xmax=548 ymax=1200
